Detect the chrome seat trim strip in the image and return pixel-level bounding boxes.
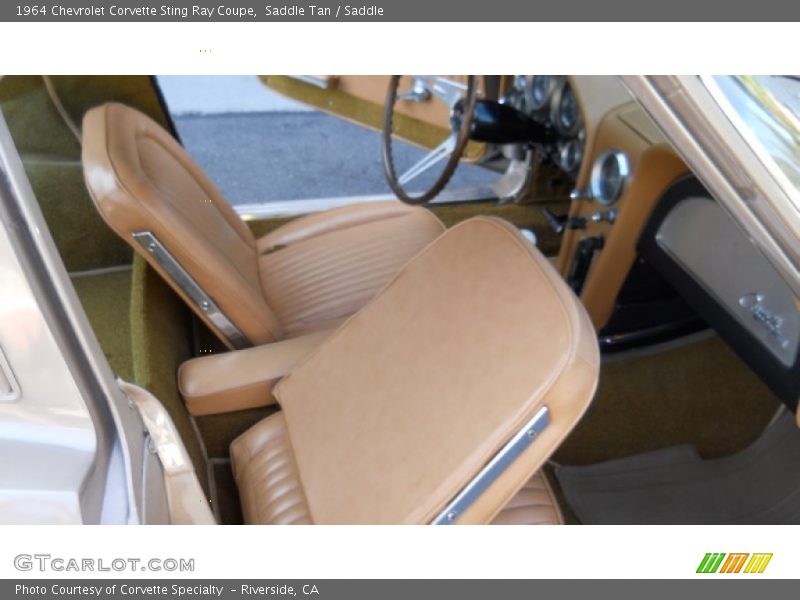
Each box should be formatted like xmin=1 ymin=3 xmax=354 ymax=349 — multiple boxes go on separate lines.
xmin=432 ymin=405 xmax=550 ymax=524
xmin=132 ymin=231 xmax=249 ymax=349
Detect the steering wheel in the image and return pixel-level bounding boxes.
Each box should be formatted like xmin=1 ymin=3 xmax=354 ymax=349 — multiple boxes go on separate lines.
xmin=382 ymin=76 xmax=478 ymax=204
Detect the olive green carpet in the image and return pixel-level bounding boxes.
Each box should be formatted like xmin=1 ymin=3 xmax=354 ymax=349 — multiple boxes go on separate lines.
xmin=128 ymin=257 xmax=212 ymax=500
xmin=550 ymin=335 xmax=781 ymax=524
xmin=554 ymin=335 xmax=781 ymax=467
xmin=71 ymin=268 xmax=134 ymax=381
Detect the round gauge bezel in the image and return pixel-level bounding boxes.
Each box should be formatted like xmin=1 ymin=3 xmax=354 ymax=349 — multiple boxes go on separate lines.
xmin=550 ymin=80 xmax=583 ymax=137
xmin=524 ymin=75 xmax=558 ymax=112
xmin=558 ymin=139 xmax=584 ymax=174
xmin=590 ymin=150 xmax=631 ymax=205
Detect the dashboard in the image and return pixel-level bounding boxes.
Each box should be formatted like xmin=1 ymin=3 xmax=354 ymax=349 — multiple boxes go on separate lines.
xmin=541 ymin=78 xmax=798 ymax=410
xmin=494 ymin=75 xmax=798 ymax=412
xmin=501 ymin=75 xmax=585 ymax=177
xmin=547 ymin=84 xmax=694 ymax=351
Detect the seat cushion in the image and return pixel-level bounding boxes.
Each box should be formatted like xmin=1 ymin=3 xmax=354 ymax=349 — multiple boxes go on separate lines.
xmin=491 ymin=471 xmax=564 ymax=525
xmin=231 ymin=411 xmax=563 ymax=525
xmin=233 ymin=217 xmax=598 ymax=524
xmin=273 ymin=216 xmax=598 ymax=524
xmin=257 ymin=201 xmax=444 ymax=337
xmin=230 ymin=412 xmax=311 ymax=525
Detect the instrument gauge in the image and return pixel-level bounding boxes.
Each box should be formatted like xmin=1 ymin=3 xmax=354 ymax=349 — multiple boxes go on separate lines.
xmin=500 ymin=75 xmax=527 ymax=110
xmin=525 ymin=75 xmax=557 ymax=112
xmin=559 ymin=139 xmax=584 ymax=174
xmin=550 ymin=81 xmax=582 ymax=137
xmin=590 ymin=150 xmax=630 ymax=205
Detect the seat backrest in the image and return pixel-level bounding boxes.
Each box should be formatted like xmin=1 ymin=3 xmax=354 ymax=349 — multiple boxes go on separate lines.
xmin=82 ymin=103 xmax=282 ymax=347
xmin=273 ymin=216 xmax=600 ymax=524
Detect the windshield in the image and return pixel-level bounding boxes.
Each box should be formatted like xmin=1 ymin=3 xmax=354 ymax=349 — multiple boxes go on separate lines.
xmin=707 ymin=75 xmax=800 ymax=210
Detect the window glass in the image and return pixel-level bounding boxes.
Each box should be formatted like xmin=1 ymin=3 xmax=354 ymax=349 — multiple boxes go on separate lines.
xmin=711 ymin=75 xmax=800 ymax=209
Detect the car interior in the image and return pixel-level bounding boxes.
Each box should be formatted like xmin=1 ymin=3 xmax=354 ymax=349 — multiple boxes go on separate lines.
xmin=1 ymin=75 xmax=798 ymax=525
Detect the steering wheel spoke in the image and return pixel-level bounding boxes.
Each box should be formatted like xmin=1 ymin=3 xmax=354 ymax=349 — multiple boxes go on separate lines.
xmin=382 ymin=75 xmax=478 ymax=204
xmin=397 ymin=134 xmax=457 ymax=186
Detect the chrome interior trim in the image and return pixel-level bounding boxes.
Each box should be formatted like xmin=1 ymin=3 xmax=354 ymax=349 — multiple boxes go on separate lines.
xmin=132 ymin=231 xmax=249 ymax=349
xmin=590 ymin=149 xmax=630 ymax=205
xmin=237 ymin=194 xmax=396 ymax=219
xmin=235 ymin=186 xmax=501 ymax=220
xmin=0 ymin=345 xmax=20 ymax=402
xmin=288 ymin=75 xmax=336 ymax=90
xmin=432 ymin=405 xmax=550 ymax=525
xmin=491 ymin=151 xmax=536 ymax=203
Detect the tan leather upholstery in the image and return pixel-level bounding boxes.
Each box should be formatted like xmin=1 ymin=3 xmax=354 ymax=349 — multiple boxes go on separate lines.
xmin=178 ymin=330 xmax=333 ymax=416
xmin=82 ymin=103 xmax=444 ymax=347
xmin=230 ymin=412 xmax=311 ymax=525
xmin=231 ymin=411 xmax=563 ymax=526
xmin=231 ymin=217 xmax=599 ymax=524
xmin=257 ymin=202 xmax=445 ymax=337
xmin=490 ymin=471 xmax=564 ymax=525
xmin=82 ymin=103 xmax=280 ymax=346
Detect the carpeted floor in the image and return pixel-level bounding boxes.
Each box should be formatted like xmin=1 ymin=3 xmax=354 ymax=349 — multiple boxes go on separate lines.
xmin=555 ymin=335 xmax=781 ymax=467
xmin=128 ymin=258 xmax=213 ymax=499
xmin=549 ymin=334 xmax=782 ymax=524
xmin=72 ymin=261 xmax=214 ymax=502
xmin=71 ymin=268 xmax=134 ymax=381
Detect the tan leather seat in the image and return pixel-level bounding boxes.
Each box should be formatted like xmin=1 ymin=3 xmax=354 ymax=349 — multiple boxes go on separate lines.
xmin=231 ymin=412 xmax=565 ymax=525
xmin=230 ymin=217 xmax=599 ymax=524
xmin=81 ymin=103 xmax=444 ymax=348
